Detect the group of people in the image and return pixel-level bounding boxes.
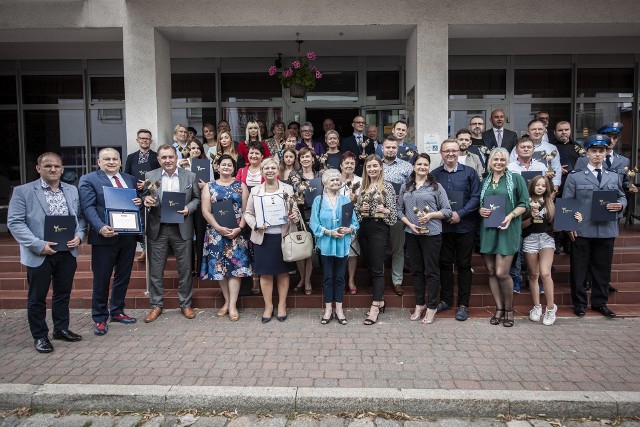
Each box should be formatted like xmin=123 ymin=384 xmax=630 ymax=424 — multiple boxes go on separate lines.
xmin=7 ymin=112 xmax=630 ymax=353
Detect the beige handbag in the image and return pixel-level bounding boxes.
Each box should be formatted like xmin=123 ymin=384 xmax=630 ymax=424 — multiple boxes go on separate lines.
xmin=281 ymin=220 xmax=313 ymax=262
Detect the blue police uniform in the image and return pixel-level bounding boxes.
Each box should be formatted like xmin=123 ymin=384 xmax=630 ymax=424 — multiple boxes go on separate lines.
xmin=562 ymin=134 xmax=626 ymax=317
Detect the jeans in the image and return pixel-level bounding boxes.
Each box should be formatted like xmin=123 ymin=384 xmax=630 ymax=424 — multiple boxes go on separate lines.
xmin=439 ymin=231 xmax=474 ymax=307
xmin=405 ymin=233 xmax=442 ymax=309
xmin=358 ymin=219 xmax=390 ymax=301
xmin=320 ymin=255 xmax=349 ymax=303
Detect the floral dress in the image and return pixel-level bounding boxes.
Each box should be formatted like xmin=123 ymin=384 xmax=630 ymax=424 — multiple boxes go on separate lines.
xmin=200 ymin=180 xmax=253 ymax=280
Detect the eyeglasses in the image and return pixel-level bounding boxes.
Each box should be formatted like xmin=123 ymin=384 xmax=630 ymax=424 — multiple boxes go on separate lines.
xmin=138 ymin=137 xmax=151 ymax=141
xmin=353 ymin=121 xmax=365 ymax=125
xmin=440 ymin=150 xmax=458 ymax=154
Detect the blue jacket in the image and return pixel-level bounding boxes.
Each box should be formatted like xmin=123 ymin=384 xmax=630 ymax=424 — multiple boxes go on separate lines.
xmin=431 ymin=163 xmax=481 ymax=234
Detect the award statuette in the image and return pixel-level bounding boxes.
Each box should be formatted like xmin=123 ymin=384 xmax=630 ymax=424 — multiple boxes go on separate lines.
xmin=540 ymin=150 xmax=557 ymax=174
xmin=413 ymin=206 xmax=430 ymax=234
xmin=625 ymin=166 xmax=638 ymax=191
xmin=103 ymin=187 xmax=142 ymax=234
xmin=359 ymin=138 xmax=371 ymax=160
xmin=529 ymin=198 xmax=544 ymax=223
xmin=44 ymin=215 xmax=76 ymax=251
xmin=359 ymin=192 xmax=371 ymax=218
xmin=482 ymin=195 xmax=506 ymax=228
xmin=372 ymin=190 xmax=386 ymax=219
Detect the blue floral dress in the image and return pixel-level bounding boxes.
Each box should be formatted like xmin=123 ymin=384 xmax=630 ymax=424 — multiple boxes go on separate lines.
xmin=200 ymin=180 xmax=253 ymax=280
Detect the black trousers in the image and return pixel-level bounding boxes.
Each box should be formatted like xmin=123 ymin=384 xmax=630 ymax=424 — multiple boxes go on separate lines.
xmin=439 ymin=231 xmax=474 ymax=308
xmin=358 ymin=219 xmax=389 ymax=301
xmin=26 ymin=251 xmax=77 ymax=339
xmin=570 ymin=236 xmax=615 ymax=308
xmin=193 ymin=209 xmax=207 ymax=274
xmin=406 ymin=233 xmax=442 ymax=309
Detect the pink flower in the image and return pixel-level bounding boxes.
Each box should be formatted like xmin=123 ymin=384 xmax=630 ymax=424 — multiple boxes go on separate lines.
xmin=315 ymin=71 xmax=322 ymax=79
xmin=306 ymin=51 xmax=316 ymax=60
xmin=310 ymin=66 xmax=317 ymax=72
xmin=283 ymin=68 xmax=293 ymax=78
xmin=292 ymin=60 xmax=301 ymax=69
xmin=268 ymin=65 xmax=277 ymax=76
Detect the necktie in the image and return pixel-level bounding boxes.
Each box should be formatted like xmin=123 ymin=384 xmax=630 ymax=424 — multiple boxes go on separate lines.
xmin=595 ymin=168 xmax=602 ymax=183
xmin=606 ymin=154 xmax=612 ymax=169
xmin=113 ymin=176 xmax=123 ymax=188
xmin=356 ymin=135 xmax=362 ymax=144
xmin=496 ymin=129 xmax=503 ymax=147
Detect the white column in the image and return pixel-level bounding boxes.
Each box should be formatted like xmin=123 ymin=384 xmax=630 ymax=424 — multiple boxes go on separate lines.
xmin=122 ymin=25 xmax=172 ymax=156
xmin=406 ymin=23 xmax=448 ymax=164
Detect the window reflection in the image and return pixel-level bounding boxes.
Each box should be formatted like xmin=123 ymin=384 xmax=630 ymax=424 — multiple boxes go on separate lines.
xmin=89 ymin=109 xmax=126 ymax=170
xmin=171 ymin=108 xmax=217 ymax=140
xmin=575 ymin=102 xmax=633 ymax=158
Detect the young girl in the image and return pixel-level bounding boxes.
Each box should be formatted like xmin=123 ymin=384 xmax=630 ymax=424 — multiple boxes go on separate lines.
xmin=278 ymin=148 xmax=298 ymax=182
xmin=521 ymin=175 xmax=581 ymax=326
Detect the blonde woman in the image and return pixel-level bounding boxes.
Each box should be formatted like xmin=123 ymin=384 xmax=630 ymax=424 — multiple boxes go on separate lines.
xmin=237 ymin=120 xmax=271 ymax=164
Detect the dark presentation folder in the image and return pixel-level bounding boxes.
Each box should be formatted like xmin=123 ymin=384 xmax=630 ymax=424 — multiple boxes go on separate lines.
xmin=44 ymin=215 xmax=75 ymax=251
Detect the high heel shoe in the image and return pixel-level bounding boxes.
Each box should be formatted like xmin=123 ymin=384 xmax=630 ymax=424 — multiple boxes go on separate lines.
xmin=490 ymin=308 xmax=505 ymax=325
xmin=277 ymin=308 xmax=288 ymax=322
xmin=261 ymin=309 xmax=274 ymax=324
xmin=217 ymin=307 xmax=229 ymax=317
xmin=410 ymin=305 xmax=426 ymax=321
xmin=293 ymin=283 xmax=304 ymax=292
xmin=421 ymin=308 xmax=436 ymax=324
xmin=364 ymin=302 xmax=385 ymax=325
xmin=335 ymin=312 xmax=347 ymax=325
xmin=503 ymin=309 xmax=515 ymax=327
xmin=321 ymin=310 xmax=333 ymax=325
xmin=305 ymin=284 xmax=312 ymax=295
xmin=347 ymin=285 xmax=357 ymax=295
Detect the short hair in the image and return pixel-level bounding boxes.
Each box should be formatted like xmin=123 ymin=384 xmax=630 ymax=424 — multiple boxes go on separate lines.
xmin=455 ymin=128 xmax=472 ymax=138
xmin=382 ymin=135 xmax=399 ymax=146
xmin=187 ymin=126 xmax=198 ymax=135
xmin=137 ymin=129 xmax=152 ymax=137
xmin=340 ymin=151 xmax=357 ymax=164
xmin=37 ymin=152 xmax=62 ymax=165
xmin=528 ymin=119 xmax=545 ymax=129
xmin=325 ymin=130 xmax=340 ymax=142
xmin=260 ymin=157 xmax=278 ymax=174
xmin=298 ymin=147 xmax=317 ymax=161
xmin=270 ymin=120 xmax=285 ymax=133
xmin=534 ymin=111 xmax=549 ymax=118
xmin=321 ymin=168 xmax=342 ymax=187
xmin=516 ymin=136 xmax=534 ymax=148
xmin=247 ymin=140 xmax=264 ymax=156
xmin=393 ymin=120 xmax=407 ymax=129
xmin=98 ymin=147 xmax=120 ymax=160
xmin=216 ymin=154 xmax=237 ymax=173
xmin=440 ymin=139 xmax=460 ymax=150
xmin=157 ymin=144 xmax=177 ymax=155
xmin=490 ymin=109 xmax=505 ymax=117
xmin=301 ymin=121 xmax=314 ymax=132
xmin=173 ymin=123 xmax=188 ymax=135
xmin=555 ymin=120 xmax=571 ymax=130
xmin=469 ymin=115 xmax=484 ymax=123
xmin=284 ymin=129 xmax=298 ymax=140
xmin=288 ymin=121 xmax=300 ymax=129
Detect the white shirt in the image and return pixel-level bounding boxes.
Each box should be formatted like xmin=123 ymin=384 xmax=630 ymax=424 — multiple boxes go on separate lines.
xmin=106 ymin=173 xmax=128 ymax=188
xmin=508 ymin=140 xmax=562 ymax=186
xmin=161 ymin=169 xmax=180 ymax=192
xmin=458 ymin=155 xmax=468 ymax=165
xmin=508 ymin=158 xmax=547 ymax=174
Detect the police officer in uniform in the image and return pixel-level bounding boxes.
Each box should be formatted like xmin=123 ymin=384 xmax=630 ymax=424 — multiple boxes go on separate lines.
xmin=563 ymin=134 xmax=626 ymax=318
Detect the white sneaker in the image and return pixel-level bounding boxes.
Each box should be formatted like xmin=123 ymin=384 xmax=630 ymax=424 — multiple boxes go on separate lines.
xmin=529 ymin=305 xmax=542 ymax=322
xmin=542 ymin=304 xmax=557 ymax=326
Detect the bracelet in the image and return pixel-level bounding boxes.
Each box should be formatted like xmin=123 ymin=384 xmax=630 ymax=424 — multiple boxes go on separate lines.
xmin=510 ymin=211 xmax=518 ymax=218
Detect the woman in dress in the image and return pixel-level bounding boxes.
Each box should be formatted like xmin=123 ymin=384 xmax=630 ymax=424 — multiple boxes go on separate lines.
xmin=310 ymin=169 xmax=359 ymax=325
xmin=398 ymin=153 xmax=452 ymax=324
xmin=236 ymin=141 xmax=265 ymax=190
xmin=202 ymin=123 xmax=217 ymax=159
xmin=237 ymin=120 xmax=271 ymax=164
xmin=244 ymin=158 xmax=300 ymax=323
xmin=355 ymin=154 xmax=397 ymax=325
xmin=340 ymin=152 xmax=361 ymax=294
xmin=479 ymin=147 xmax=529 ymax=327
xmin=214 ymin=130 xmax=245 ymax=179
xmin=321 ymin=130 xmax=342 ymax=171
xmin=201 ymin=155 xmax=252 ymax=321
xmin=289 ymin=147 xmax=320 ymax=294
xmin=278 ymin=148 xmax=298 ymax=183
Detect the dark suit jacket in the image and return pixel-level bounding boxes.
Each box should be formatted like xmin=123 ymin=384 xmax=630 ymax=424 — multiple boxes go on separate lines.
xmin=482 ymin=128 xmax=518 ymax=153
xmin=144 ymin=167 xmax=201 ymax=241
xmin=124 ymin=150 xmax=160 ymax=180
xmin=78 ymin=170 xmax=139 ymax=246
xmin=340 ymin=135 xmax=375 ymax=175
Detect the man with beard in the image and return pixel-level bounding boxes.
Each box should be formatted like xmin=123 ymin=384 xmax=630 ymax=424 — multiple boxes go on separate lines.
xmin=452 ymin=129 xmax=483 ymax=178
xmin=468 ymin=116 xmax=489 ymax=172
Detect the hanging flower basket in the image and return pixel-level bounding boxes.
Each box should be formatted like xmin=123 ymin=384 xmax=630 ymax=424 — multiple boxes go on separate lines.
xmin=289 ymin=83 xmax=307 ymax=98
xmin=268 ymin=51 xmax=322 ymax=98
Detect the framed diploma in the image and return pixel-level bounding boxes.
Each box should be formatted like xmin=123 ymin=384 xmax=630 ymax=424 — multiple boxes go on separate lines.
xmin=108 ymin=211 xmax=142 ymax=233
xmin=253 ymin=193 xmax=287 ymax=228
xmin=103 ymin=187 xmax=142 ymax=234
xmin=212 ymin=199 xmax=238 ymax=229
xmin=341 ymin=202 xmax=354 ymax=228
xmin=520 ymin=171 xmax=541 ymax=185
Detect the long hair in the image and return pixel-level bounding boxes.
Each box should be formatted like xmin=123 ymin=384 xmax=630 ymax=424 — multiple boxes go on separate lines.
xmin=405 ymin=153 xmax=438 ymax=192
xmin=216 ymin=130 xmax=238 ymax=160
xmin=245 ymin=120 xmax=262 ymax=142
xmin=188 ymin=140 xmax=206 ymax=160
xmin=279 ymin=148 xmax=299 ymax=177
xmin=360 ymin=154 xmax=385 ymax=194
xmin=528 ymin=175 xmax=555 ymax=222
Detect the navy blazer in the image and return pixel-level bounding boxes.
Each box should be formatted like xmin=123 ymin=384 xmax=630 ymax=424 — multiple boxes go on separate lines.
xmin=78 ymin=170 xmax=139 ymax=245
xmin=124 ymin=150 xmax=160 ymax=179
xmin=340 ymin=135 xmax=375 ymax=175
xmin=482 ymin=128 xmax=519 ymax=153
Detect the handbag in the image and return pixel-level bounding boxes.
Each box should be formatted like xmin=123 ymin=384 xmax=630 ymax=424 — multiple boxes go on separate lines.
xmin=281 ymin=220 xmax=313 ymax=262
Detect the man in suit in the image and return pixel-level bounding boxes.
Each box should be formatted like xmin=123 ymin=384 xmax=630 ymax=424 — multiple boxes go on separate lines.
xmin=341 ymin=115 xmax=375 ymax=175
xmin=142 ymin=144 xmax=201 ymax=323
xmin=8 ymin=152 xmax=86 ymax=353
xmin=482 ymin=109 xmax=518 ymax=152
xmin=124 ymin=129 xmax=160 ymax=262
xmin=563 ymin=135 xmax=626 ymax=318
xmin=79 ymin=148 xmax=142 ymax=336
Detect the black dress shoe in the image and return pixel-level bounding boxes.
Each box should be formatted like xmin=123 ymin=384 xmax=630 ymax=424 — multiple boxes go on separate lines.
xmin=52 ymin=329 xmax=83 ymax=342
xmin=34 ymin=337 xmax=54 ymax=353
xmin=593 ymin=306 xmax=617 ymax=318
xmin=573 ymin=306 xmax=586 ymax=317
xmin=608 ymin=285 xmax=618 ymax=293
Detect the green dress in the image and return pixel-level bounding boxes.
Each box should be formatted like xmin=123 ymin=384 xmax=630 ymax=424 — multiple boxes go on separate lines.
xmin=479 ymin=173 xmax=529 ymax=255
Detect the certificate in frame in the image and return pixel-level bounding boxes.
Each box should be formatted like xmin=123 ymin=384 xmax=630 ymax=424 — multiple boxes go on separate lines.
xmin=108 ymin=210 xmax=142 ymax=233
xmin=254 ymin=193 xmax=288 ymax=228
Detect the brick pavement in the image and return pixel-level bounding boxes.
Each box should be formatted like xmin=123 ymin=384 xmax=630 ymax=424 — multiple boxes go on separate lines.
xmin=1 ymin=308 xmax=639 ymax=391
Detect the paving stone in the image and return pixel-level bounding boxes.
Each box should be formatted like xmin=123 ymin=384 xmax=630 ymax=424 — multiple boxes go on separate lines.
xmin=505 ymin=422 xmax=530 ymax=427
xmin=318 ymin=416 xmax=344 ymax=427
xmin=287 ymin=417 xmax=320 ymax=427
xmin=191 ymin=416 xmax=228 ymax=426
xmin=50 ymin=414 xmax=97 ymax=426
xmin=227 ymin=416 xmax=256 ymax=427
xmin=372 ymin=418 xmax=402 ymax=427
xmin=0 ymin=416 xmax=21 ymax=427
xmin=345 ymin=419 xmax=374 ymax=427
xmin=114 ymin=415 xmax=144 ymax=427
xmin=435 ymin=419 xmax=471 ymax=427
xmin=143 ymin=416 xmax=166 ymax=427
xmin=15 ymin=413 xmax=56 ymax=426
xmin=528 ymin=420 xmax=553 ymax=427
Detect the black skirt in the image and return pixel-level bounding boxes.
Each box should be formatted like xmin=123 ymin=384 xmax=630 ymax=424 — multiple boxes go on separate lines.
xmin=254 ymin=233 xmax=295 ymax=275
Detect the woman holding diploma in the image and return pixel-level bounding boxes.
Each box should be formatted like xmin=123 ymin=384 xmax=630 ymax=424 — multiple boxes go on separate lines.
xmin=355 ymin=154 xmax=397 ymax=325
xmin=310 ymin=169 xmax=359 ymax=325
xmin=244 ymin=158 xmax=300 ymax=323
xmin=340 ymin=152 xmax=362 ymax=295
xmin=201 ymin=155 xmax=252 ymax=321
xmin=398 ymin=153 xmax=452 ymax=324
xmin=478 ymin=148 xmax=528 ymax=327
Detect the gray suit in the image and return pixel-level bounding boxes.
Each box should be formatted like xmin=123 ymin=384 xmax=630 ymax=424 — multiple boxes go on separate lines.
xmin=144 ymin=167 xmax=201 ymax=308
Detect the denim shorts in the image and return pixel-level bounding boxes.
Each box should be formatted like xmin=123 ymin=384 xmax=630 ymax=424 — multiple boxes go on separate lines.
xmin=522 ymin=232 xmax=555 ymax=254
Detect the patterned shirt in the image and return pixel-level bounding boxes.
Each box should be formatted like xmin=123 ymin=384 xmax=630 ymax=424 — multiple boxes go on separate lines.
xmin=40 ymin=179 xmax=69 ymax=216
xmin=382 ymin=157 xmax=413 ymax=185
xmin=398 ymin=181 xmax=452 ymax=235
xmin=137 ymin=150 xmax=150 ymax=164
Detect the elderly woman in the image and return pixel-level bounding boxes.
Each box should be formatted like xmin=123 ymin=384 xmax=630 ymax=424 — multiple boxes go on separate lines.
xmin=310 ymin=169 xmax=359 ymax=325
xmin=245 ymin=158 xmax=300 ymax=323
xmin=355 ymin=154 xmax=397 ymax=325
xmin=340 ymin=152 xmax=362 ymax=294
xmin=479 ymin=147 xmax=528 ymax=327
xmin=201 ymin=154 xmax=252 ymax=321
xmin=296 ymin=122 xmax=324 ymax=155
xmin=284 ymin=129 xmax=298 ymax=151
xmin=398 ymin=153 xmax=452 ymax=324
